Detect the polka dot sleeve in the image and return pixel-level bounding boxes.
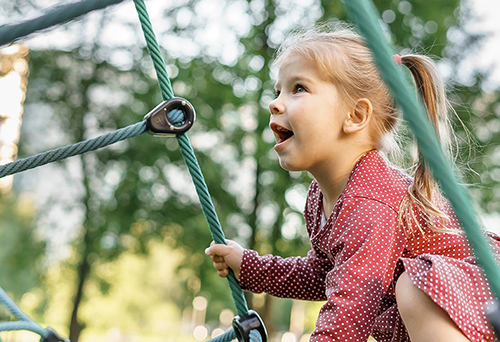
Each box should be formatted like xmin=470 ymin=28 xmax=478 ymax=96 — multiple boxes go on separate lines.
xmin=238 ymin=246 xmax=334 ymax=300
xmin=310 ymin=197 xmax=406 ymax=341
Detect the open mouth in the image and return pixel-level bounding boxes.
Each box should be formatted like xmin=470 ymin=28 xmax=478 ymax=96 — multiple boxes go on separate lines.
xmin=270 ymin=122 xmax=294 ymax=144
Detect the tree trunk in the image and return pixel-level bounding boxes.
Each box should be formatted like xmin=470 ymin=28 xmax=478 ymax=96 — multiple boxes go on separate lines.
xmin=69 ymin=253 xmax=90 ymax=342
xmin=68 ymin=150 xmax=94 ymax=342
xmin=67 ymin=58 xmax=99 ymax=339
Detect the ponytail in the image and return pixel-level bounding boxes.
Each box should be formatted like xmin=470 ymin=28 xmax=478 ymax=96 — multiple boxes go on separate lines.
xmin=398 ymin=54 xmax=454 ymax=235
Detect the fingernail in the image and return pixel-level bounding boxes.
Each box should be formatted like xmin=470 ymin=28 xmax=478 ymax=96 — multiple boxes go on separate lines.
xmin=204 ymin=248 xmax=209 ymax=254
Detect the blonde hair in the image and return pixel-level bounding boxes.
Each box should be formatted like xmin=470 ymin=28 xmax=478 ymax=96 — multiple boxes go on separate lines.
xmin=275 ymin=24 xmax=455 ymax=235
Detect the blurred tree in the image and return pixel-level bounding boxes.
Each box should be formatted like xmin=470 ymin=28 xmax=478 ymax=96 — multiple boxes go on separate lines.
xmin=0 ymin=193 xmax=45 ymax=321
xmin=442 ymin=3 xmax=500 ymax=217
xmin=155 ymin=0 xmax=466 ymax=336
xmin=5 ymin=0 xmax=499 ymax=340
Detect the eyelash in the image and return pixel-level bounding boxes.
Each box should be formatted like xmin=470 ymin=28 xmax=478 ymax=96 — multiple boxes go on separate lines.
xmin=274 ymin=84 xmax=306 ymax=98
xmin=293 ymin=84 xmax=306 ymax=93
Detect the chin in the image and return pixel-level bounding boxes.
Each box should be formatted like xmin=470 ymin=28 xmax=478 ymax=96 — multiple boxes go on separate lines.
xmin=278 ymin=158 xmax=304 ymax=172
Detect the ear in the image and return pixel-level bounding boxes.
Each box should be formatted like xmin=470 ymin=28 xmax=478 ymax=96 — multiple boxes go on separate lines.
xmin=343 ymin=98 xmax=373 ymax=134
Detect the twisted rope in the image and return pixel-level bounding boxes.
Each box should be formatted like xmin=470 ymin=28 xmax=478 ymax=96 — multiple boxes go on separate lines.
xmin=0 ymin=322 xmax=47 ymax=337
xmin=133 ymin=0 xmax=174 ymax=100
xmin=133 ymin=0 xmax=249 ymax=317
xmin=345 ymin=0 xmax=500 ymax=299
xmin=0 ymin=287 xmax=48 ymax=338
xmin=133 ymin=1 xmax=266 ymax=341
xmin=0 ymin=109 xmax=185 ymax=179
xmin=0 ymin=122 xmax=147 ymax=179
xmin=208 ymin=328 xmax=262 ymax=342
xmin=0 ymin=109 xmax=184 ymax=178
xmin=210 ymin=329 xmax=237 ymax=342
xmin=0 ymin=0 xmax=261 ymax=339
xmin=0 ymin=0 xmax=126 ymax=47
xmin=249 ymin=330 xmax=263 ymax=342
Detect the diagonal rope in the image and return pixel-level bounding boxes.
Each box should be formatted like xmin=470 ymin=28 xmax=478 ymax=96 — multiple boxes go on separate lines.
xmin=0 ymin=122 xmax=147 ymax=179
xmin=0 ymin=322 xmax=47 ymax=337
xmin=344 ymin=0 xmax=500 ymax=300
xmin=0 ymin=0 xmax=126 ymax=47
xmin=211 ymin=329 xmax=237 ymax=342
xmin=0 ymin=287 xmax=48 ymax=338
xmin=0 ymin=109 xmax=185 ymax=180
xmin=209 ymin=329 xmax=262 ymax=342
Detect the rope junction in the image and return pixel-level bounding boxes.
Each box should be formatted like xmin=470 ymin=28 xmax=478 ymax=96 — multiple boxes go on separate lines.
xmin=0 ymin=105 xmax=185 ymax=179
xmin=132 ymin=1 xmax=257 ymax=339
xmin=0 ymin=0 xmax=499 ymax=340
xmin=0 ymin=0 xmax=259 ymax=340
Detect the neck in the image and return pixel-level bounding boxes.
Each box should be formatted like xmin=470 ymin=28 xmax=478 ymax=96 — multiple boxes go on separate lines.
xmin=310 ymin=149 xmax=373 ymax=217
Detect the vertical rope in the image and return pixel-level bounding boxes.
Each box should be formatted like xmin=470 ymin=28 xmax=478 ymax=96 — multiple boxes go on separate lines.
xmin=132 ymin=0 xmax=250 ymax=318
xmin=133 ymin=0 xmax=174 ymax=100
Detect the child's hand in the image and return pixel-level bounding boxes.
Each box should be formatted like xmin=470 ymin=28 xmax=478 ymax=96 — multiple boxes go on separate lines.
xmin=205 ymin=240 xmax=244 ymax=280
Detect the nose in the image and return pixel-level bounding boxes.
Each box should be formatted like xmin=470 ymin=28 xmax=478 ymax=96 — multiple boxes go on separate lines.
xmin=269 ymin=97 xmax=284 ymax=115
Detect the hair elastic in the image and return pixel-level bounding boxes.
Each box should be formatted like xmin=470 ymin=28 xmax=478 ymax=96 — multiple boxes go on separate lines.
xmin=392 ymin=54 xmax=402 ymax=66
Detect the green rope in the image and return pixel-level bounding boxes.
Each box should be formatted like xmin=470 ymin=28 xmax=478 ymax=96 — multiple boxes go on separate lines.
xmin=0 ymin=287 xmax=48 ymax=339
xmin=132 ymin=0 xmax=250 ymax=319
xmin=0 ymin=0 xmax=125 ymax=47
xmin=133 ymin=0 xmax=174 ymax=100
xmin=0 ymin=122 xmax=147 ymax=178
xmin=344 ymin=0 xmax=500 ymax=300
xmin=210 ymin=329 xmax=237 ymax=342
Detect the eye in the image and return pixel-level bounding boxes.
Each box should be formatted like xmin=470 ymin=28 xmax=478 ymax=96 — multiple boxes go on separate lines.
xmin=274 ymin=89 xmax=281 ymax=98
xmin=293 ymin=83 xmax=306 ymax=94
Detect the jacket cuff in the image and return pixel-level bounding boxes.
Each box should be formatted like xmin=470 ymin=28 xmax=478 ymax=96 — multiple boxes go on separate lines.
xmin=238 ymin=249 xmax=260 ymax=291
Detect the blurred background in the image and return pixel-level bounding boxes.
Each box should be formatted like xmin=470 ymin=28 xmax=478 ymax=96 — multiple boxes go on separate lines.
xmin=1 ymin=0 xmax=500 ymax=341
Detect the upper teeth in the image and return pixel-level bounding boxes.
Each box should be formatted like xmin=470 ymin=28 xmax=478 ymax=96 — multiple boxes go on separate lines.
xmin=277 ymin=126 xmax=289 ymax=132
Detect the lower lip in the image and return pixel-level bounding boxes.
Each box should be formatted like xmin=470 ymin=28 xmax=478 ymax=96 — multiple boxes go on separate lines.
xmin=274 ymin=136 xmax=293 ymax=151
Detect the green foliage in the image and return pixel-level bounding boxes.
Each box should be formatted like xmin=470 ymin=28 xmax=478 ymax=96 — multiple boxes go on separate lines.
xmin=0 ymin=193 xmax=45 ymax=316
xmin=3 ymin=0 xmax=500 ymax=339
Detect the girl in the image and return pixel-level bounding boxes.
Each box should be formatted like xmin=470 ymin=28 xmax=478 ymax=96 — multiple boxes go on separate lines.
xmin=205 ymin=25 xmax=499 ymax=342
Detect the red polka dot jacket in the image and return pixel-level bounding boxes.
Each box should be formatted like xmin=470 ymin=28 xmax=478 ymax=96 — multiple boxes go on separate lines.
xmin=239 ymin=150 xmax=499 ymax=342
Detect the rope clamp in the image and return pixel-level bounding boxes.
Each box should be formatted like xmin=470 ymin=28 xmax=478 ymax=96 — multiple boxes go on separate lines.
xmin=144 ymin=97 xmax=196 ymax=136
xmin=232 ymin=310 xmax=267 ymax=342
xmin=41 ymin=328 xmax=70 ymax=342
xmin=486 ymin=299 xmax=500 ymax=337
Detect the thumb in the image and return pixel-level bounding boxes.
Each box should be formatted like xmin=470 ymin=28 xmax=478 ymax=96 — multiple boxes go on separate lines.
xmin=205 ymin=243 xmax=232 ymax=256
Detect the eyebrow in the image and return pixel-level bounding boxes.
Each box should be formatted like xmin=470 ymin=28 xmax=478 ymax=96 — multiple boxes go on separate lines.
xmin=274 ymin=75 xmax=315 ymax=90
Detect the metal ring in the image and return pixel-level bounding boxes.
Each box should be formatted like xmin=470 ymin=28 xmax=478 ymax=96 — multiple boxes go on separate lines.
xmin=144 ymin=97 xmax=196 ymax=135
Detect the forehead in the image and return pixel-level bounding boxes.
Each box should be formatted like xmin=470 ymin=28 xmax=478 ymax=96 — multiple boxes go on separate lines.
xmin=275 ymin=54 xmax=323 ymax=87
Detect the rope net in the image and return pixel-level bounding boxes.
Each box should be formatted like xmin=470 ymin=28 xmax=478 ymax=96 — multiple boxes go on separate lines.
xmin=0 ymin=0 xmax=498 ymax=341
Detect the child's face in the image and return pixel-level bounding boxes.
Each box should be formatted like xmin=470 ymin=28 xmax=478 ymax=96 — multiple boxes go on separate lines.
xmin=269 ymin=54 xmax=350 ymax=172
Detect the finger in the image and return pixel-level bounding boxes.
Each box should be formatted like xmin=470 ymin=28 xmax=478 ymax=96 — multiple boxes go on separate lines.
xmin=217 ymin=269 xmax=229 ymax=278
xmin=205 ymin=241 xmax=216 ymax=255
xmin=205 ymin=252 xmax=224 ymax=264
xmin=213 ymin=261 xmax=228 ymax=271
xmin=212 ymin=255 xmax=224 ymax=263
xmin=208 ymin=243 xmax=232 ymax=256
